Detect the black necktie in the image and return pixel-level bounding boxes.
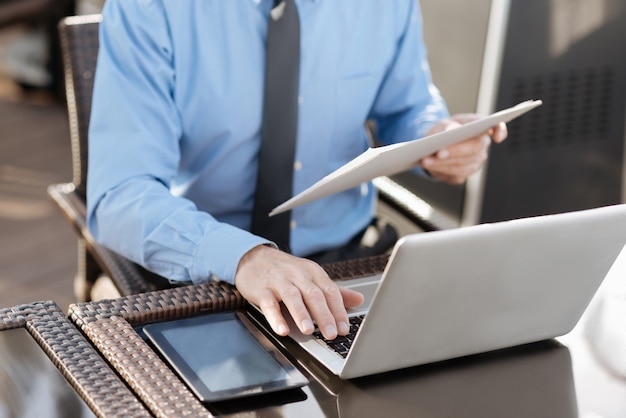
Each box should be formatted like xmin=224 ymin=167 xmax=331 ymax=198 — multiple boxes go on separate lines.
xmin=251 ymin=0 xmax=300 ymax=252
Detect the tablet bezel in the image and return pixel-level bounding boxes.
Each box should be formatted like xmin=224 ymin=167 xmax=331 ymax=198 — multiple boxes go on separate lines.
xmin=143 ymin=311 xmax=308 ymax=403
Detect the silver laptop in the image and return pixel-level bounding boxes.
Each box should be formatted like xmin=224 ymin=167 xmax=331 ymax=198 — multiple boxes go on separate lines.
xmin=283 ymin=204 xmax=626 ymax=379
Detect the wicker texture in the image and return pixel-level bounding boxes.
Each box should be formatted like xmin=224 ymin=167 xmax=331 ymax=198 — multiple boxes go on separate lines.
xmin=0 ymin=307 xmax=24 ymax=330
xmin=47 ymin=15 xmax=160 ymax=300
xmin=323 ymin=254 xmax=389 ymax=281
xmin=67 ymin=257 xmax=389 ymax=417
xmin=48 ymin=183 xmax=154 ymax=298
xmin=90 ymin=316 xmax=210 ymax=417
xmin=70 ymin=282 xmax=246 ymax=418
xmin=59 ymin=14 xmax=100 ymax=197
xmin=69 ymin=281 xmax=245 ymax=325
xmin=1 ymin=301 xmax=150 ymax=418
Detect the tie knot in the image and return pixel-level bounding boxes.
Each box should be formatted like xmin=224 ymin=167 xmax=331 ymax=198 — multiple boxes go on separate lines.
xmin=271 ymin=0 xmax=288 ymax=20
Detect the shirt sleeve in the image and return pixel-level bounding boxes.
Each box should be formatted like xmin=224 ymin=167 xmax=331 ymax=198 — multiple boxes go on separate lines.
xmin=369 ymin=0 xmax=450 ymax=145
xmin=87 ymin=0 xmax=269 ymax=284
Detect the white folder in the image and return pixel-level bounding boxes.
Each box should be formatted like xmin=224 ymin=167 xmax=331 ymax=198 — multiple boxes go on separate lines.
xmin=270 ymin=99 xmax=542 ymax=216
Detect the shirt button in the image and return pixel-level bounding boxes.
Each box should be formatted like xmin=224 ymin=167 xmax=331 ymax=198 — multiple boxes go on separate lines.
xmin=290 ymin=220 xmax=297 ymax=230
xmin=294 ymin=161 xmax=303 ymax=171
xmin=298 ymin=95 xmax=304 ymax=105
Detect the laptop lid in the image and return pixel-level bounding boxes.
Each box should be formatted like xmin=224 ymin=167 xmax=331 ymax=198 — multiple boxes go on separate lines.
xmin=336 ymin=203 xmax=626 ymax=378
xmin=280 ymin=204 xmax=626 ymax=379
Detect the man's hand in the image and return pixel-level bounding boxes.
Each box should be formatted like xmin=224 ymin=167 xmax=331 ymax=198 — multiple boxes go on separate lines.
xmin=235 ymin=245 xmax=364 ymax=340
xmin=420 ymin=114 xmax=508 ymax=184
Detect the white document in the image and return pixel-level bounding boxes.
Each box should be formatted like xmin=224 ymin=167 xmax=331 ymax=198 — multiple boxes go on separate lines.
xmin=270 ymin=99 xmax=542 ymax=216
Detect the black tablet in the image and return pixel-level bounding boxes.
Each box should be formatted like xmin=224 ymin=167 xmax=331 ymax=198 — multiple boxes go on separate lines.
xmin=143 ymin=311 xmax=308 ymax=402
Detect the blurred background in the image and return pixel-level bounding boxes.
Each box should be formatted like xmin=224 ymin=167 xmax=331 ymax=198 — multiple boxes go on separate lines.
xmin=0 ymin=0 xmax=102 ymax=310
xmin=0 ymin=0 xmax=624 ymax=312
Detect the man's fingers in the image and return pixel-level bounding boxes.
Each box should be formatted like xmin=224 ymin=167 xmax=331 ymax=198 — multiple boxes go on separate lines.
xmin=419 ymin=115 xmax=509 ymax=184
xmin=424 ymin=134 xmax=489 ymax=163
xmin=235 ymin=245 xmax=364 ymax=340
xmin=340 ymin=286 xmax=365 ymax=308
xmin=257 ymin=288 xmax=290 ymax=336
xmin=489 ymin=122 xmax=508 ymax=143
xmin=421 ymin=134 xmax=491 ymax=183
xmin=278 ymin=264 xmax=356 ymax=339
xmin=303 ymin=279 xmax=348 ymax=338
xmin=275 ymin=281 xmax=316 ymax=335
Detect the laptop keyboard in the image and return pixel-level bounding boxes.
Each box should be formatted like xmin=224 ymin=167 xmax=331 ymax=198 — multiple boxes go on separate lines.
xmin=312 ymin=315 xmax=365 ymax=358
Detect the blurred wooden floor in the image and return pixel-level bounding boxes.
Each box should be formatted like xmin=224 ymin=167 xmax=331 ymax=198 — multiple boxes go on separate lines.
xmin=0 ymin=92 xmax=77 ymax=312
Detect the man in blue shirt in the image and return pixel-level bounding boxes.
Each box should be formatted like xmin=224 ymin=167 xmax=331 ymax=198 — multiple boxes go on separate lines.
xmin=88 ymin=0 xmax=507 ymax=340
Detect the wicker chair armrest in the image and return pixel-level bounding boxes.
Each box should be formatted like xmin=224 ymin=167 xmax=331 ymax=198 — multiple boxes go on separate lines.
xmin=47 ymin=183 xmax=152 ymax=296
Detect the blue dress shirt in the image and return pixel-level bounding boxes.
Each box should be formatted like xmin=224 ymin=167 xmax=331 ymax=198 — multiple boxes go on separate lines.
xmin=87 ymin=0 xmax=449 ymax=284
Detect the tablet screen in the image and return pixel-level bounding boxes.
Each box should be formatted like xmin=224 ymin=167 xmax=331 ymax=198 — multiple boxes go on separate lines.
xmin=143 ymin=312 xmax=308 ymax=402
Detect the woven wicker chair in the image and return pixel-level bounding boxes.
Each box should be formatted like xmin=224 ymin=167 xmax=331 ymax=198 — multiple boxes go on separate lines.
xmin=47 ymin=14 xmax=440 ymax=302
xmin=47 ymin=15 xmax=156 ymax=301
